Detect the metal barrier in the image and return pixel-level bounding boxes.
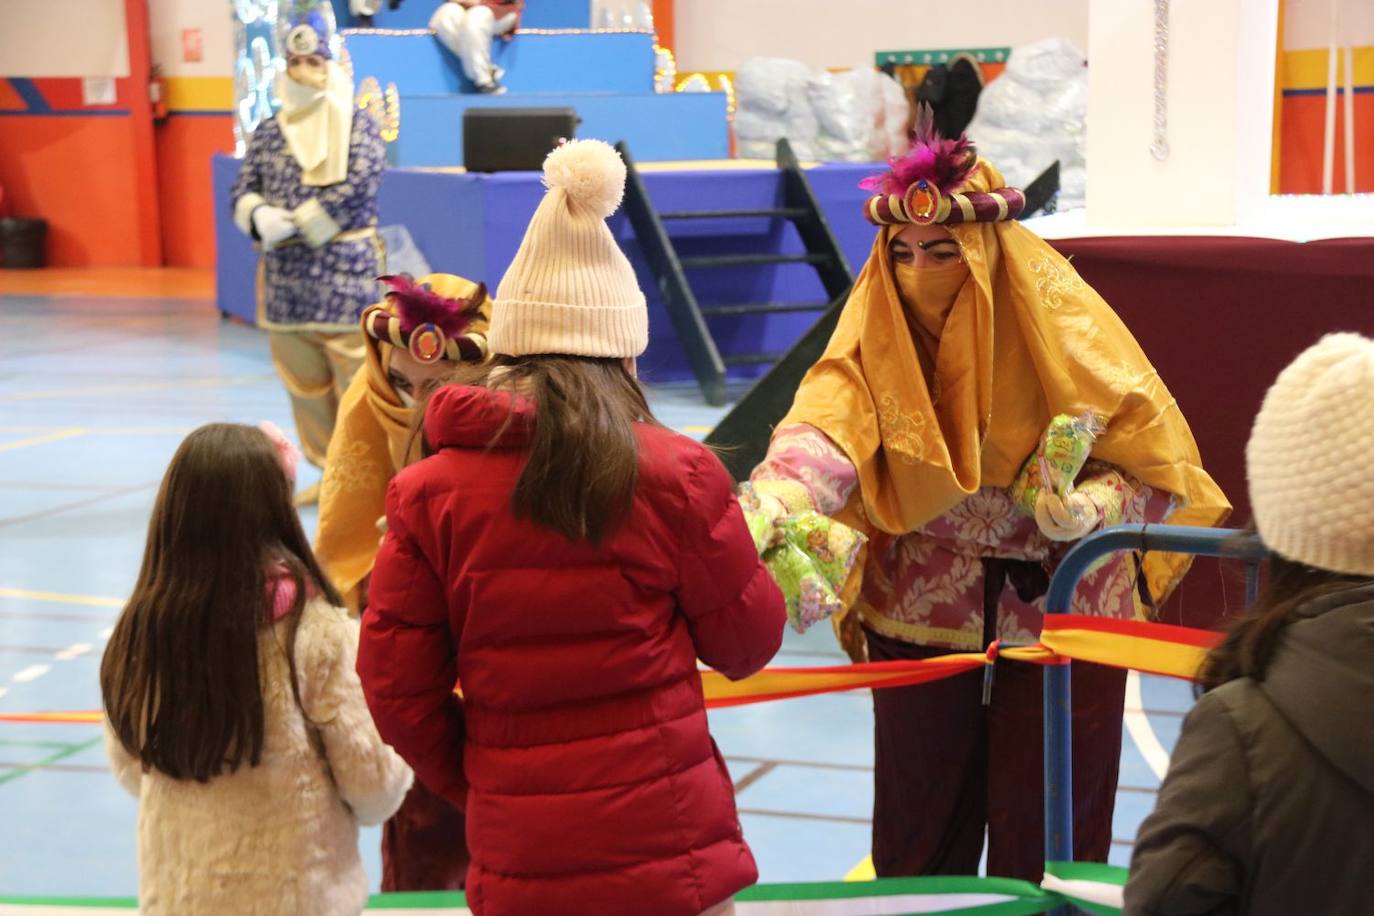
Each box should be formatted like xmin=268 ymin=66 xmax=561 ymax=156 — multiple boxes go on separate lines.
xmin=1041 ymin=524 xmax=1267 ymax=911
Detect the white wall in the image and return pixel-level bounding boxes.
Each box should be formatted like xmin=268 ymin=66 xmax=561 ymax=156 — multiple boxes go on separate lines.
xmin=1283 ymin=0 xmax=1374 ymax=50
xmin=1085 ymin=0 xmax=1278 ymax=227
xmin=148 ymin=0 xmax=236 ymax=77
xmin=673 ymin=0 xmax=1090 ymax=72
xmin=1 ymin=0 xmax=129 ymax=77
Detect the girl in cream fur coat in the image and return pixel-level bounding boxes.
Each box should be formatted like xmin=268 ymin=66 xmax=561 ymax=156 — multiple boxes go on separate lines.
xmin=100 ymin=422 xmax=412 ymax=915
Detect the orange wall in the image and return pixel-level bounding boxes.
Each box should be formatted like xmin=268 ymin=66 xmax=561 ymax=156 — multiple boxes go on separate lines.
xmin=1278 ymin=92 xmax=1374 ymax=194
xmin=1274 ymin=45 xmax=1374 ymax=194
xmin=0 ymin=0 xmax=160 ymax=267
xmin=155 ymin=113 xmax=233 ymax=268
xmin=0 ymin=78 xmax=160 ymax=267
xmin=0 ymin=114 xmax=145 ymax=266
xmin=0 ymin=83 xmax=229 ymax=268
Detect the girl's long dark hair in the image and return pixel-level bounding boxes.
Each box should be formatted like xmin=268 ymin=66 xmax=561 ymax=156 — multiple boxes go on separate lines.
xmin=438 ymin=355 xmax=660 ymax=543
xmin=1198 ymin=552 xmax=1369 ymax=691
xmin=99 ymin=423 xmax=341 ymax=782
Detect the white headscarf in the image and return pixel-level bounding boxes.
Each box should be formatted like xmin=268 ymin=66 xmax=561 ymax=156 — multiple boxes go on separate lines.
xmin=276 ymin=61 xmax=354 ymax=187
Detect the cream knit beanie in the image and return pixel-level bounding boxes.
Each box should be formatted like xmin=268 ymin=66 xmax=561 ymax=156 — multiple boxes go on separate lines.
xmin=487 ymin=139 xmax=648 ymax=359
xmin=1247 ymin=332 xmax=1374 ymax=575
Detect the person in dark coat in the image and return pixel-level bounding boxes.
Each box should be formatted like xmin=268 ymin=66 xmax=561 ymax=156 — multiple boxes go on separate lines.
xmin=1125 ymin=332 xmax=1374 ymax=915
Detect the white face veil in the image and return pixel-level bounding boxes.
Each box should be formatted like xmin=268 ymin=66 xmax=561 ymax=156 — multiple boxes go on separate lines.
xmin=273 ymin=9 xmax=353 ymax=187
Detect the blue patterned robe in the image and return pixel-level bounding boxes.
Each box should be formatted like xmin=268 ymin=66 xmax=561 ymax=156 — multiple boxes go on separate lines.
xmin=231 ymin=111 xmax=387 ymax=329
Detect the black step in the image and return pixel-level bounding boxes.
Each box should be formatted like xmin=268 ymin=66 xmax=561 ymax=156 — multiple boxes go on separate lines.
xmin=659 ymin=207 xmax=809 ymax=220
xmin=700 ymin=301 xmax=832 ymax=317
xmin=679 ymin=253 xmax=834 ymax=269
xmin=723 ymin=353 xmax=784 ymax=367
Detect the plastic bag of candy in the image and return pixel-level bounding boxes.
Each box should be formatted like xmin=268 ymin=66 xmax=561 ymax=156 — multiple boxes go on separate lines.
xmin=738 ymin=483 xmax=866 ymax=633
xmin=1011 ymin=412 xmax=1104 ymax=516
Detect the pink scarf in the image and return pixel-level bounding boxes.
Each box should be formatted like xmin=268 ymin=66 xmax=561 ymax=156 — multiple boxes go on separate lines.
xmin=265 ymin=564 xmax=316 ymax=622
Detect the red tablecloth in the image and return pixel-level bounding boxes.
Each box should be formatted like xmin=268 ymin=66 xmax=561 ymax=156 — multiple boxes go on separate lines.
xmin=1051 ymin=236 xmax=1374 ymax=629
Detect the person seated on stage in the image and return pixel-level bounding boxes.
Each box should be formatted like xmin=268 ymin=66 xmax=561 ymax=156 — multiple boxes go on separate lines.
xmin=349 ymin=0 xmax=402 ymax=28
xmin=350 ymin=0 xmax=379 ymax=27
xmin=315 ymin=272 xmax=490 ymax=893
xmin=1125 ymin=334 xmax=1374 ymax=916
xmin=429 ymin=0 xmax=525 ymax=94
xmin=745 ymin=110 xmax=1229 ymax=883
xmin=231 ymin=0 xmax=387 ymax=505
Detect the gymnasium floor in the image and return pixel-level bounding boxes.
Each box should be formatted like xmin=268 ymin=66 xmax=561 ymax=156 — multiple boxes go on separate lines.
xmin=0 ymin=272 xmax=1192 ymax=897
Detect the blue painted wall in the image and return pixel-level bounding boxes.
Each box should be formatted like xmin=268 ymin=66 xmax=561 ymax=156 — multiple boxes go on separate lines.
xmin=214 ymin=156 xmax=878 ymax=384
xmin=333 ymin=0 xmax=591 ymax=31
xmin=342 ymin=29 xmax=721 ymax=167
xmin=346 ymin=31 xmax=654 ymax=95
xmin=396 ymin=92 xmax=728 ymax=166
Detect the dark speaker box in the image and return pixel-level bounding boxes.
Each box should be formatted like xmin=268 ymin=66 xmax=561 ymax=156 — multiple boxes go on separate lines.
xmin=462 ymin=108 xmax=581 ymax=172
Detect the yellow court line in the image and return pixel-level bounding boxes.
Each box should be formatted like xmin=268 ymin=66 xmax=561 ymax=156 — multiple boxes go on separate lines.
xmin=845 ymin=854 xmax=876 ymax=882
xmin=680 ymin=424 xmax=712 ymax=434
xmin=0 ymin=429 xmax=86 ymax=453
xmin=0 ymin=587 xmax=125 ymax=608
xmin=1 ymin=375 xmax=273 ymax=402
xmin=0 ymin=426 xmax=191 ymax=435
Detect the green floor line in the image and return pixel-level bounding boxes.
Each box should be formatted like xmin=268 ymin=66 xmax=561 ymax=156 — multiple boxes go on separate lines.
xmin=0 ymin=737 xmax=101 ymax=787
xmin=0 ymin=738 xmax=81 ymax=750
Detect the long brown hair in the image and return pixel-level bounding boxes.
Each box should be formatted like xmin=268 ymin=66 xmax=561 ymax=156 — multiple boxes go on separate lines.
xmin=440 ymin=355 xmax=660 ymax=542
xmin=1198 ymin=553 xmax=1369 ymax=691
xmin=100 ymin=424 xmax=341 ymax=782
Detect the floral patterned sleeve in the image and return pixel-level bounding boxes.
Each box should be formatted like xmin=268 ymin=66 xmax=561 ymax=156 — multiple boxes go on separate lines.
xmin=230 ymin=128 xmax=270 ymax=239
xmin=750 ymin=424 xmax=860 ymax=517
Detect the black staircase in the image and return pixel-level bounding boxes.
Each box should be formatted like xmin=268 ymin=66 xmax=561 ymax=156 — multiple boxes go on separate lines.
xmin=616 ymin=139 xmax=854 ymax=406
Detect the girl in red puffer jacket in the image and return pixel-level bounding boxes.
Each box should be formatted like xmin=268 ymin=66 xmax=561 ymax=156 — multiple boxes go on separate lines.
xmin=356 ymin=139 xmax=786 ymax=916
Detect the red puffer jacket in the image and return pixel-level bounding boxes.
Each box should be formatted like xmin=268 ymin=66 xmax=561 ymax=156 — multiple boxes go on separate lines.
xmin=358 ymin=385 xmax=785 ymax=916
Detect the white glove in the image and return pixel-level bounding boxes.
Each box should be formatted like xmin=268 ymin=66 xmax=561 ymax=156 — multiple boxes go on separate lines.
xmin=1035 ymin=490 xmax=1101 ymax=542
xmin=251 ymin=205 xmax=298 ymax=250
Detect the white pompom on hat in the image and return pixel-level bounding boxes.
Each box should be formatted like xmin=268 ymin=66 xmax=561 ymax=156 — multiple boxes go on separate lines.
xmin=1247 ymin=332 xmax=1374 ymax=576
xmin=487 ymin=139 xmax=648 ymax=359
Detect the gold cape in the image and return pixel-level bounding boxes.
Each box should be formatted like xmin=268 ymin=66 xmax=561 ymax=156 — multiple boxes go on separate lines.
xmin=781 ymin=161 xmax=1230 ymax=614
xmin=314 ymin=273 xmax=491 ymax=612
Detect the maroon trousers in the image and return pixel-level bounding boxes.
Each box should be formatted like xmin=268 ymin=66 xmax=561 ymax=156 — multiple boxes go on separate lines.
xmin=865 ymin=627 xmax=1127 ymax=882
xmin=380 ymin=780 xmax=470 ymax=891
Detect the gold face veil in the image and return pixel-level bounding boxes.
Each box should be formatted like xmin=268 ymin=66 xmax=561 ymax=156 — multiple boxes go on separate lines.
xmin=781 ymin=117 xmax=1229 ymax=607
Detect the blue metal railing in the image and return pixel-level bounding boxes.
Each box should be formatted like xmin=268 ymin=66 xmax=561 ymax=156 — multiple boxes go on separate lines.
xmin=1041 ymin=525 xmax=1268 ymax=908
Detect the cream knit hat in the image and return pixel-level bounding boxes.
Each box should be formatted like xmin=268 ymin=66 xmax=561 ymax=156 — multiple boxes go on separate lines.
xmin=1247 ymin=333 xmax=1374 ymax=575
xmin=487 ymin=139 xmax=648 ymax=359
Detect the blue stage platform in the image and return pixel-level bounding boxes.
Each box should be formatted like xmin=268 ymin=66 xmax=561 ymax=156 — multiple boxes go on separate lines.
xmin=346 ymin=29 xmax=656 ymax=95
xmin=214 ymin=156 xmax=877 ymax=384
xmin=332 ymin=0 xmax=594 ymax=32
xmin=395 ymin=93 xmax=727 ymax=165
xmin=337 ymin=21 xmax=727 ymax=166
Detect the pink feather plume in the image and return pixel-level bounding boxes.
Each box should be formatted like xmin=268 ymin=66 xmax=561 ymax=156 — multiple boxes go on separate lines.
xmin=859 ymin=104 xmax=978 ymax=197
xmin=379 ymin=274 xmax=486 ymax=341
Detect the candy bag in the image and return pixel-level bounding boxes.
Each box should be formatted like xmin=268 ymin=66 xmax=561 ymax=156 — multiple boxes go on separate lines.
xmin=1011 ymin=412 xmax=1104 ymax=515
xmin=737 ymin=483 xmax=866 ymax=633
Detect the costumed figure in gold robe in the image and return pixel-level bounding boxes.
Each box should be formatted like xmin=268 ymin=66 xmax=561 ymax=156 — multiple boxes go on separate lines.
xmin=315 ymin=271 xmax=490 ymax=891
xmin=747 ymin=114 xmax=1230 ymax=882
